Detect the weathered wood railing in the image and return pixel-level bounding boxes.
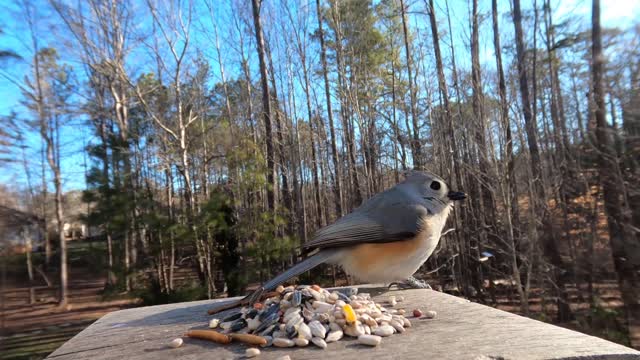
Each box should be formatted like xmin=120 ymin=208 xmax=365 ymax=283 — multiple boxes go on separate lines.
xmin=45 ymin=285 xmax=640 ymax=359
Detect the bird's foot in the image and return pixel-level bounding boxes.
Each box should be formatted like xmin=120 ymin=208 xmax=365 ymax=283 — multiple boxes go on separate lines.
xmin=388 ymin=276 xmax=432 ymax=290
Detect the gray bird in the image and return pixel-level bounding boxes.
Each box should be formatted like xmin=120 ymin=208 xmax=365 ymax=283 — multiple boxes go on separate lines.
xmin=208 ymin=170 xmax=465 ymax=313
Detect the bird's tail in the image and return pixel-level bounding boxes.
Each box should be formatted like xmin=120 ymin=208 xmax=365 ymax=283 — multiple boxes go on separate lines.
xmin=262 ymin=249 xmax=338 ymax=291
xmin=207 ymin=249 xmax=338 ymax=314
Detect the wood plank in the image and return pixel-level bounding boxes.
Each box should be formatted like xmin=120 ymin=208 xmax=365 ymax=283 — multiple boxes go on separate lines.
xmin=46 ymin=286 xmax=640 ymax=360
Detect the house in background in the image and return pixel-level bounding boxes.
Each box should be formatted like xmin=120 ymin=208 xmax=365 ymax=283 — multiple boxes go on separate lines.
xmin=0 ymin=205 xmax=43 ymax=254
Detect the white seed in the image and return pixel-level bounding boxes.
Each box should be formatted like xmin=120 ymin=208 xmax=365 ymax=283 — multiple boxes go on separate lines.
xmin=273 ymin=338 xmax=295 ymax=348
xmin=245 ymin=347 xmax=261 ymax=358
xmin=294 ymin=337 xmax=309 ymax=347
xmin=311 ymin=337 xmax=328 ymax=349
xmin=398 ymin=309 xmax=406 ymax=315
xmin=358 ymin=334 xmax=382 ymax=346
xmin=298 ymin=322 xmax=312 ymax=340
xmin=335 ymin=300 xmax=346 ymax=308
xmin=390 ymin=319 xmax=405 ymax=333
xmin=361 ymin=314 xmax=377 ymax=327
xmin=284 ymin=306 xmax=300 ymax=318
xmin=308 ymin=288 xmax=323 ymax=301
xmin=312 ymin=301 xmax=333 ymax=313
xmin=276 ymin=285 xmax=285 ymax=293
xmin=308 ymin=320 xmax=326 ymax=339
xmin=209 ymin=318 xmax=220 ymax=329
xmin=377 ymin=314 xmax=392 ymax=324
xmin=168 ymin=338 xmax=183 ymax=348
xmin=364 ymin=324 xmax=371 ymax=335
xmin=247 ymin=317 xmax=261 ymax=331
xmin=334 ymin=310 xmax=344 ymax=319
xmin=335 ymin=318 xmax=346 ymax=327
xmin=424 ymin=310 xmax=437 ymax=319
xmin=325 ymin=330 xmax=343 ymax=342
xmin=397 ymin=296 xmax=404 ymax=302
xmin=402 ymin=317 xmax=412 ymax=328
xmin=344 ymin=322 xmax=365 ymax=337
xmin=329 ymin=322 xmax=342 ymax=332
xmin=373 ymin=324 xmax=394 ymax=337
xmin=286 ymin=314 xmax=303 ymax=328
xmin=283 ymin=309 xmax=301 ymax=323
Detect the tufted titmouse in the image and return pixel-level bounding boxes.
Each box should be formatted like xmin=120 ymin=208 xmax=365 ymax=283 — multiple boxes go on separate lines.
xmin=208 ymin=170 xmax=466 ymax=313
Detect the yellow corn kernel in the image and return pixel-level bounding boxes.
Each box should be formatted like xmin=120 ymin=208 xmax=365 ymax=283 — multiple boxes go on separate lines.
xmin=343 ymin=304 xmax=356 ymax=324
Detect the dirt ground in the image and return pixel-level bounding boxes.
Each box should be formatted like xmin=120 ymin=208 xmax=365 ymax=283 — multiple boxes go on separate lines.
xmin=0 ymin=270 xmax=139 ymax=360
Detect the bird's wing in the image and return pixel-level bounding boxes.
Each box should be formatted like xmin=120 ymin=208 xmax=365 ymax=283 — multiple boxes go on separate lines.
xmin=302 ymin=188 xmax=429 ymax=251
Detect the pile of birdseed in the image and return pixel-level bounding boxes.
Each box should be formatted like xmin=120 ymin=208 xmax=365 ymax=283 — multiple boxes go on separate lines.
xmin=176 ymin=284 xmax=428 ymax=356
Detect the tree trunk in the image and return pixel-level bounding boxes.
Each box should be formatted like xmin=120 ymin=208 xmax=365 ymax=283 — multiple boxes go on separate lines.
xmin=592 ymin=0 xmax=640 ymax=346
xmin=492 ymin=0 xmax=525 ymax=313
xmin=400 ymin=0 xmax=421 ymax=169
xmin=512 ymin=0 xmax=572 ymax=322
xmin=251 ymin=0 xmax=277 ymax=212
xmin=40 ymin=144 xmax=51 ymax=267
xmin=316 ymin=0 xmax=344 ymax=218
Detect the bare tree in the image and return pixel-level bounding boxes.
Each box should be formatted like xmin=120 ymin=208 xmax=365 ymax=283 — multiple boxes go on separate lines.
xmin=316 ymin=0 xmax=344 ymax=218
xmin=592 ymin=0 xmax=639 ymax=345
xmin=251 ymin=0 xmax=277 ymax=212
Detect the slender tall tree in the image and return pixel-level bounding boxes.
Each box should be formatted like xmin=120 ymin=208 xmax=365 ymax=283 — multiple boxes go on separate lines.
xmin=251 ymin=0 xmax=277 ymax=212
xmin=592 ymin=0 xmax=639 ymax=345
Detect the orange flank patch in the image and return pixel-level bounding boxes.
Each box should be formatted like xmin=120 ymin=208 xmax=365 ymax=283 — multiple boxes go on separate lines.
xmin=349 ymin=235 xmax=422 ymax=273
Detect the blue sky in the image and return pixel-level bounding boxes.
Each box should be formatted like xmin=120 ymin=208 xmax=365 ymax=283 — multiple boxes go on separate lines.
xmin=0 ymin=0 xmax=638 ymax=194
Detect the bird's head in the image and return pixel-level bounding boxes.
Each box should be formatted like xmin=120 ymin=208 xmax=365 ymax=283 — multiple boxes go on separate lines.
xmin=402 ymin=170 xmax=467 ymax=211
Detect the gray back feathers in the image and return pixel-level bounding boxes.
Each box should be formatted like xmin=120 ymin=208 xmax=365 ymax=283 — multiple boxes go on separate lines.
xmin=302 ymin=185 xmax=430 ymax=251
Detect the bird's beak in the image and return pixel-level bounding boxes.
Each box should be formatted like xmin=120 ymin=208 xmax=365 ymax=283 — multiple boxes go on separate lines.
xmin=447 ymin=191 xmax=467 ymax=201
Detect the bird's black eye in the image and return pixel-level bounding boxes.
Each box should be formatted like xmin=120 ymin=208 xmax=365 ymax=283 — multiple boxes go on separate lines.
xmin=430 ymin=181 xmax=441 ymax=190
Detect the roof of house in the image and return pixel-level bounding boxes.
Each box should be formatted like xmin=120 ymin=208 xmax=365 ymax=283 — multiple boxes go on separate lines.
xmin=0 ymin=205 xmax=43 ymax=228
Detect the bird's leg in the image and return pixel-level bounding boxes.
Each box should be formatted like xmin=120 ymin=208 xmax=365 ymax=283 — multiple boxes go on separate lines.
xmin=388 ymin=276 xmax=432 ymax=290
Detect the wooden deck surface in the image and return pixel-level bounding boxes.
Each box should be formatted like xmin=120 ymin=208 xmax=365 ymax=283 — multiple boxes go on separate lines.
xmin=45 ymin=285 xmax=640 ymax=360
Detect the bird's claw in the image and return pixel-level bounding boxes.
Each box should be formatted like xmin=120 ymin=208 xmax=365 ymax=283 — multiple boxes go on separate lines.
xmin=388 ymin=276 xmax=432 ymax=290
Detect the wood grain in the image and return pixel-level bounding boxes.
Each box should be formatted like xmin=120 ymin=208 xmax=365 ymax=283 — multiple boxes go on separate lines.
xmin=45 ymin=286 xmax=640 ymax=360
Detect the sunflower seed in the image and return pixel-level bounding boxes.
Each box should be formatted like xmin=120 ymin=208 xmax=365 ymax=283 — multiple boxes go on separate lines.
xmin=246 ymin=347 xmax=261 ymax=358
xmin=168 ymin=338 xmax=183 ymax=348
xmin=311 ymin=337 xmax=328 ymax=349
xmin=325 ymin=330 xmax=343 ymax=342
xmin=273 ymin=338 xmax=295 ymax=348
xmin=358 ymin=334 xmax=382 ymax=346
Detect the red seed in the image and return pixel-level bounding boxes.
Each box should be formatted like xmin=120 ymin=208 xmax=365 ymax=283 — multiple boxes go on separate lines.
xmin=413 ymin=309 xmax=423 ymax=318
xmin=253 ymin=302 xmax=263 ymax=310
xmin=311 ymin=284 xmax=321 ymax=291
